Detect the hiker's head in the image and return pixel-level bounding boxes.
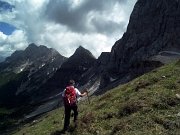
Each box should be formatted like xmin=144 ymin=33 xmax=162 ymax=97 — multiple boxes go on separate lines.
xmin=69 ymin=79 xmax=75 ymax=86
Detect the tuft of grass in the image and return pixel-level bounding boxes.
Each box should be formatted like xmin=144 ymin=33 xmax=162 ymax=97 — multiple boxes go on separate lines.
xmin=7 ymin=60 xmax=180 ymax=135
xmin=118 ymin=100 xmax=143 ymax=117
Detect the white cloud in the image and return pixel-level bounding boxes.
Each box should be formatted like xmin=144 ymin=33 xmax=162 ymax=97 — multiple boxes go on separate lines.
xmin=0 ymin=31 xmax=7 ymax=40
xmin=0 ymin=30 xmax=28 ymax=57
xmin=6 ymin=30 xmax=26 ymax=43
xmin=0 ymin=0 xmax=136 ymax=59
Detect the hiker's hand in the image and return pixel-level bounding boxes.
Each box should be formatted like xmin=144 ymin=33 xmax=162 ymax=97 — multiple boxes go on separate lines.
xmin=85 ymin=88 xmax=88 ymax=93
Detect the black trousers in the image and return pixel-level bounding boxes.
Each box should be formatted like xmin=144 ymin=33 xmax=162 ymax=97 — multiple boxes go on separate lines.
xmin=63 ymin=105 xmax=78 ymax=130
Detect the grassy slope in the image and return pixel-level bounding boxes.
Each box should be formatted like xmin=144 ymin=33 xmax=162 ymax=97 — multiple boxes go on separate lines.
xmin=11 ymin=60 xmax=180 ymax=135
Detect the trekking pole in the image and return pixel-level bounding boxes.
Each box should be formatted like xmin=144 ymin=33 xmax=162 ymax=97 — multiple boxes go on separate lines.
xmin=86 ymin=90 xmax=90 ymax=104
xmin=62 ymin=109 xmax=65 ymax=125
xmin=62 ymin=113 xmax=64 ymax=126
xmin=62 ymin=99 xmax=65 ymax=125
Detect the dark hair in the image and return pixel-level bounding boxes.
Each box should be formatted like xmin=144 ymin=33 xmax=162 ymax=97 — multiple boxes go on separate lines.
xmin=69 ymin=79 xmax=75 ymax=86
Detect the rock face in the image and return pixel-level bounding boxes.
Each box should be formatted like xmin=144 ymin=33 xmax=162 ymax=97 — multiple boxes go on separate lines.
xmin=101 ymin=0 xmax=180 ymax=88
xmin=94 ymin=52 xmax=110 ymax=74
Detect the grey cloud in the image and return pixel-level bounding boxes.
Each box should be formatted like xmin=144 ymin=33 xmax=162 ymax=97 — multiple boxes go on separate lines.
xmin=91 ymin=17 xmax=126 ymax=35
xmin=45 ymin=0 xmax=128 ymax=34
xmin=45 ymin=0 xmax=85 ymax=32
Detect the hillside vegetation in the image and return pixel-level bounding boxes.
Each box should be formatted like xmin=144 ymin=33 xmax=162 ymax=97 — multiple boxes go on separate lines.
xmin=8 ymin=60 xmax=180 ymax=134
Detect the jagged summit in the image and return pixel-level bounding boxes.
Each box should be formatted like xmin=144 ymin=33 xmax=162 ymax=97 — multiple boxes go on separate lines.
xmin=74 ymin=45 xmax=96 ymax=59
xmin=0 ymin=43 xmax=67 ymax=73
xmin=75 ymin=45 xmax=86 ymax=54
xmin=27 ymin=43 xmax=37 ymax=48
xmin=61 ymin=46 xmax=96 ymax=68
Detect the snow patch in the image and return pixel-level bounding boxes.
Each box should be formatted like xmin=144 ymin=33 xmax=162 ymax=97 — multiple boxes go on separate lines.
xmin=110 ymin=77 xmax=117 ymax=82
xmin=158 ymin=51 xmax=180 ymax=55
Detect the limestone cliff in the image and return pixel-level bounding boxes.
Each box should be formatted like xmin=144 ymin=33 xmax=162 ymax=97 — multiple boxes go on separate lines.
xmin=102 ymin=0 xmax=180 ymax=88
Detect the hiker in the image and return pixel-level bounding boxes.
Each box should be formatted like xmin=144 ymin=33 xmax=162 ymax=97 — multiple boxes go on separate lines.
xmin=62 ymin=79 xmax=88 ymax=132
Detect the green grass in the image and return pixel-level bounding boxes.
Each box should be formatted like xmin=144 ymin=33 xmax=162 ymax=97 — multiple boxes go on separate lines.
xmin=7 ymin=60 xmax=180 ymax=134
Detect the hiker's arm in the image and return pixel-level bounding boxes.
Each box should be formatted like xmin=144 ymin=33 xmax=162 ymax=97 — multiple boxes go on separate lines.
xmin=80 ymin=88 xmax=88 ymax=97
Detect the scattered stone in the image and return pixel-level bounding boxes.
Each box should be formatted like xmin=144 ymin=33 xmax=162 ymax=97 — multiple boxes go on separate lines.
xmin=177 ymin=112 xmax=180 ymax=117
xmin=33 ymin=120 xmax=37 ymax=123
xmin=96 ymin=130 xmax=100 ymax=134
xmin=176 ymin=94 xmax=180 ymax=99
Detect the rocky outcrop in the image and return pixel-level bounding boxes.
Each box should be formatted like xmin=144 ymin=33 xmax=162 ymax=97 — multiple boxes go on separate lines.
xmin=94 ymin=52 xmax=110 ymax=74
xmin=101 ymin=0 xmax=180 ymax=88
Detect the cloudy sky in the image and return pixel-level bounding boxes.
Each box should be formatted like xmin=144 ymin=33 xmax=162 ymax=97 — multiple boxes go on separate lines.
xmin=0 ymin=0 xmax=136 ymax=62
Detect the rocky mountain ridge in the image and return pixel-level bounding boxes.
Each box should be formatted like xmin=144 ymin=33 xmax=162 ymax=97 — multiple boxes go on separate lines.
xmin=0 ymin=43 xmax=67 ymax=74
xmin=0 ymin=43 xmax=67 ymax=108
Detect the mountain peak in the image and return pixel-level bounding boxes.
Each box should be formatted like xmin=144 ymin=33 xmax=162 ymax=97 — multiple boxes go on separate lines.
xmin=28 ymin=43 xmax=38 ymax=48
xmin=74 ymin=45 xmax=95 ymax=59
xmin=75 ymin=45 xmax=86 ymax=52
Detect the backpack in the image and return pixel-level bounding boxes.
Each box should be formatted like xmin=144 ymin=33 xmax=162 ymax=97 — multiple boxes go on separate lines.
xmin=63 ymin=86 xmax=77 ymax=106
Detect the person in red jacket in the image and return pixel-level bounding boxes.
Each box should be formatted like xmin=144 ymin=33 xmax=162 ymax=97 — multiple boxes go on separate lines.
xmin=62 ymin=79 xmax=88 ymax=132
